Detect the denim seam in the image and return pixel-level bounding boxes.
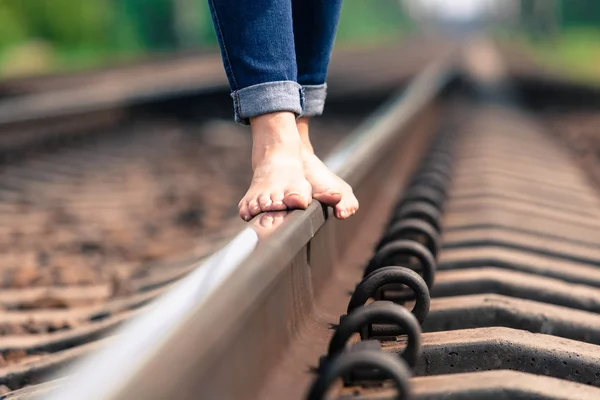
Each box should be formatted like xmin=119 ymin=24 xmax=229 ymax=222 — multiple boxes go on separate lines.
xmin=301 ymin=83 xmax=327 ymax=117
xmin=208 ymin=0 xmax=238 ymax=90
xmin=235 ymin=91 xmax=242 ymax=121
xmin=299 ymin=86 xmax=305 ymax=112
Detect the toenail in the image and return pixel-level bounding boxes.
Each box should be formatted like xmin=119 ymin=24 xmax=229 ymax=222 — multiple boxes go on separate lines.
xmin=340 ymin=211 xmax=346 ymax=218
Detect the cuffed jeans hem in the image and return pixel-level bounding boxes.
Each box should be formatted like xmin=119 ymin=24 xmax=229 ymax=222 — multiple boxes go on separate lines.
xmin=301 ymin=84 xmax=327 ymax=117
xmin=231 ymin=81 xmax=304 ymax=125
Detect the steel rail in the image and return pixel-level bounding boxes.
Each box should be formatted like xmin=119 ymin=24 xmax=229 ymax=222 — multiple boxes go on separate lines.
xmin=42 ymin=53 xmax=456 ymax=400
xmin=0 ymin=56 xmax=228 ymax=126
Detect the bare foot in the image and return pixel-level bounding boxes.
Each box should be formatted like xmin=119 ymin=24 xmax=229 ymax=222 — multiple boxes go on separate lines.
xmin=238 ymin=112 xmax=311 ymax=221
xmin=297 ymin=117 xmax=359 ymax=219
xmin=302 ymin=149 xmax=358 ymax=219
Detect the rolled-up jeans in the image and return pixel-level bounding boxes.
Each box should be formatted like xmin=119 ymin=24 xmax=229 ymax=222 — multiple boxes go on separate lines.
xmin=207 ymin=0 xmax=343 ymax=124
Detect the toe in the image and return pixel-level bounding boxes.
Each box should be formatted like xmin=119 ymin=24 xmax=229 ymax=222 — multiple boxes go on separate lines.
xmin=239 ymin=200 xmax=252 ymax=221
xmin=335 ymin=205 xmax=348 ymax=219
xmin=258 ymin=194 xmax=273 ymax=211
xmin=270 ymin=191 xmax=287 ymax=211
xmin=283 ymin=192 xmax=308 ymax=209
xmin=313 ymin=190 xmax=342 ymax=206
xmin=248 ymin=198 xmax=261 ymax=216
xmin=283 ymin=182 xmax=311 ymax=210
xmin=351 ymin=196 xmax=360 ymax=213
xmin=338 ymin=190 xmax=359 ymax=219
xmin=347 ymin=197 xmax=359 ymax=215
xmin=334 ymin=198 xmax=355 ymax=220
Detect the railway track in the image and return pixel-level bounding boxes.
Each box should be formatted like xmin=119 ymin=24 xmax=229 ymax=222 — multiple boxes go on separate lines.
xmin=0 ymin=41 xmax=436 ymax=398
xmin=0 ymin=110 xmax=378 ymax=394
xmin=2 ymin=38 xmax=600 ymax=399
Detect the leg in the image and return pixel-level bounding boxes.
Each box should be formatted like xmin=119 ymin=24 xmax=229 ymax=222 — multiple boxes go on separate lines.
xmin=293 ymin=0 xmax=342 ymax=116
xmin=292 ymin=0 xmax=359 ymax=219
xmin=208 ymin=0 xmax=311 ymax=220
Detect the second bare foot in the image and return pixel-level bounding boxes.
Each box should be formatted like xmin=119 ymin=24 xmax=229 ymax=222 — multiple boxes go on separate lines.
xmin=296 ymin=117 xmax=358 ymax=219
xmin=301 ymin=148 xmax=359 ymax=219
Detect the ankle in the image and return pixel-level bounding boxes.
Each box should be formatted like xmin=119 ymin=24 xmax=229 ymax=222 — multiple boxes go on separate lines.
xmin=250 ymin=112 xmax=302 ymax=168
xmin=250 ymin=112 xmax=298 ymax=142
xmin=297 ymin=117 xmax=315 ymax=153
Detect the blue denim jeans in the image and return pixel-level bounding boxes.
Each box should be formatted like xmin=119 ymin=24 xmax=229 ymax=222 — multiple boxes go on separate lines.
xmin=208 ymin=0 xmax=343 ymax=124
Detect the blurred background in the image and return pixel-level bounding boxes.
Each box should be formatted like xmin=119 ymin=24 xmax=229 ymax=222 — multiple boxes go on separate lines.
xmin=0 ymin=0 xmax=598 ymax=82
xmin=0 ymin=0 xmax=411 ymax=78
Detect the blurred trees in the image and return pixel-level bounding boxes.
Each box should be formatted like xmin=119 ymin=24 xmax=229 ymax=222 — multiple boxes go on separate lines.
xmin=1 ymin=1 xmax=116 ymax=51
xmin=0 ymin=2 xmax=28 ymax=50
xmin=0 ymin=0 xmax=216 ymax=76
xmin=337 ymin=0 xmax=410 ymax=44
xmin=0 ymin=0 xmax=407 ymax=77
xmin=557 ymin=0 xmax=600 ymax=29
xmin=519 ymin=0 xmax=559 ymax=38
xmin=520 ymin=0 xmax=600 ymax=36
xmin=518 ymin=0 xmax=600 ymax=83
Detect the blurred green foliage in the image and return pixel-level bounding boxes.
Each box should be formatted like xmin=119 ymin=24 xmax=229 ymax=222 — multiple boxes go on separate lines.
xmin=518 ymin=0 xmax=600 ymax=83
xmin=533 ymin=28 xmax=600 ymax=83
xmin=0 ymin=0 xmax=407 ymax=78
xmin=337 ymin=0 xmax=409 ymax=45
xmin=558 ymin=0 xmax=600 ymax=29
xmin=6 ymin=1 xmax=112 ymax=47
xmin=0 ymin=2 xmax=28 ymax=48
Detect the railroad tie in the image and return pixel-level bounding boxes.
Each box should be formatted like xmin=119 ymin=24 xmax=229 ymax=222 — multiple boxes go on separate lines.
xmin=308 ymin=103 xmax=600 ymax=400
